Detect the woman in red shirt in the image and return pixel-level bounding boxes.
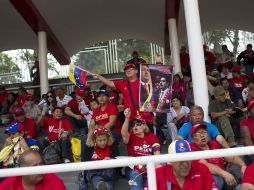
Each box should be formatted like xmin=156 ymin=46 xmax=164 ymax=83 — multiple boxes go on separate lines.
xmin=121 ymin=108 xmax=160 ymax=190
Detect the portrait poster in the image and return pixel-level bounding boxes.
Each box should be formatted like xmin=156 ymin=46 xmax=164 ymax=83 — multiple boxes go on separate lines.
xmin=139 ymin=64 xmax=173 ymax=113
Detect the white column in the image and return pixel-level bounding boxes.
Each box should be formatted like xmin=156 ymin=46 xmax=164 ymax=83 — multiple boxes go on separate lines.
xmin=147 ymin=162 xmax=157 ymax=190
xmin=38 ymin=31 xmax=49 ymax=96
xmin=183 ymin=0 xmax=210 ymax=121
xmin=168 ymin=18 xmax=181 ymax=73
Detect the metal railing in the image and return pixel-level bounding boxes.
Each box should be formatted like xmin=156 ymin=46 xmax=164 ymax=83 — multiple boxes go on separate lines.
xmin=0 ymin=146 xmax=254 ymax=190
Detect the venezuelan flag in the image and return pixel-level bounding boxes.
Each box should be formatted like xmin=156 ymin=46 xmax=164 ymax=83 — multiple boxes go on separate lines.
xmin=68 ymin=64 xmax=87 ymax=88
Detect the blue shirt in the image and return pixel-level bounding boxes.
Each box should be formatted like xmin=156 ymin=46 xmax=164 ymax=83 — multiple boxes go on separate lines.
xmin=178 ymin=121 xmax=220 ymax=143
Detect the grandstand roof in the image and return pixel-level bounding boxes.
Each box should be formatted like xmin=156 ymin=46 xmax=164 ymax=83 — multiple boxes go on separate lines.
xmin=1 ymin=0 xmax=254 ymax=65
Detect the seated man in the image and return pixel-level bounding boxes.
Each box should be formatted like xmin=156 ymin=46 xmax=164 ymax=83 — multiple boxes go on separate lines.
xmin=39 ymin=107 xmax=73 ymax=163
xmin=0 ymin=150 xmax=66 ymax=189
xmin=144 ymin=139 xmax=218 ymax=190
xmin=65 ymin=87 xmax=91 ymax=135
xmin=55 ymin=86 xmax=72 ymax=108
xmin=22 ymin=94 xmax=42 ymax=123
xmin=177 ymin=105 xmax=229 ymax=148
xmin=12 ymin=107 xmax=37 ymax=140
xmin=0 ymin=123 xmax=29 ymax=168
xmin=190 ymin=123 xmax=246 ymax=190
xmin=209 ymin=85 xmax=239 ymax=146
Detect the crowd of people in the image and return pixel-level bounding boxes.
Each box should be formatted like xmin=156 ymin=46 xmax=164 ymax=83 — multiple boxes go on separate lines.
xmin=0 ymin=47 xmax=254 ymax=190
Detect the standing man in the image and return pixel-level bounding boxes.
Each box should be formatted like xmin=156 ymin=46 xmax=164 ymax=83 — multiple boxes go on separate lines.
xmin=92 ymin=63 xmax=155 ymax=132
xmin=0 ymin=150 xmax=66 ymax=189
xmin=237 ymin=44 xmax=254 ymax=76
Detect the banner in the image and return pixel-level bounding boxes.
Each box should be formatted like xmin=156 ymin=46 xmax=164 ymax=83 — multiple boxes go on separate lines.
xmin=68 ymin=64 xmax=88 ymax=88
xmin=139 ymin=64 xmax=173 ymax=112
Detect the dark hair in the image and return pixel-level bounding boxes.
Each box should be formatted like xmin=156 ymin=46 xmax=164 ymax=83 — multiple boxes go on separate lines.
xmin=171 ymin=93 xmax=183 ymax=104
xmin=46 ymin=90 xmax=57 ymax=106
xmin=247 ymin=44 xmax=252 ymax=48
xmin=18 ymin=150 xmax=42 ymax=167
xmin=220 ymin=77 xmax=229 ymax=84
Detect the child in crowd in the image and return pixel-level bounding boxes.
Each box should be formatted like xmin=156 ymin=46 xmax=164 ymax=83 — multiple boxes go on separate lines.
xmin=81 ymin=127 xmax=119 ymax=190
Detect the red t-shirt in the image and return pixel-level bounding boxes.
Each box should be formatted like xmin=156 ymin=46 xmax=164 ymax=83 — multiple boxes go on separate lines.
xmin=91 ymin=146 xmax=111 ymax=161
xmin=12 ymin=118 xmax=37 ymax=139
xmin=67 ymin=98 xmax=83 ymax=116
xmin=0 ymin=91 xmax=8 ymax=107
xmin=92 ymin=103 xmax=121 ymax=135
xmin=242 ymin=163 xmax=254 ymax=186
xmin=0 ymin=174 xmax=66 ymax=190
xmin=127 ymin=132 xmax=160 ymax=157
xmin=180 ymin=53 xmax=190 ymax=69
xmin=240 ymin=119 xmax=254 ymax=144
xmin=229 ymin=76 xmax=248 ymax=92
xmin=190 ymin=141 xmax=224 ymax=169
xmin=113 ymin=79 xmax=154 ymax=124
xmin=145 ymin=161 xmax=218 ymax=190
xmin=43 ymin=117 xmax=73 ymax=141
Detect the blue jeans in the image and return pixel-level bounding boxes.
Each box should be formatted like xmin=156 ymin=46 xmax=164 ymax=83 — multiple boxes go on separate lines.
xmin=213 ymin=175 xmax=224 ymax=190
xmin=87 ymin=169 xmax=115 ymax=190
xmin=125 ymin=167 xmax=147 ymax=190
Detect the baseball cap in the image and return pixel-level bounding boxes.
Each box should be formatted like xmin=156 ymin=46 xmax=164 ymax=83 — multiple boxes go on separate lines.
xmin=26 ymin=94 xmax=35 ymax=101
xmin=247 ymin=100 xmax=254 ymax=111
xmin=132 ymin=115 xmax=146 ymax=124
xmin=190 ymin=123 xmax=207 ymax=135
xmin=96 ymin=90 xmax=109 ymax=97
xmin=52 ymin=106 xmax=63 ymax=112
xmin=5 ymin=122 xmax=21 ymax=134
xmin=14 ymin=107 xmax=25 ymax=116
xmin=75 ymin=88 xmax=86 ymax=96
xmin=168 ymin=140 xmax=191 ymax=154
xmin=231 ymin=66 xmax=241 ymax=73
xmin=213 ymin=85 xmax=225 ymax=97
xmin=124 ymin=63 xmax=136 ymax=71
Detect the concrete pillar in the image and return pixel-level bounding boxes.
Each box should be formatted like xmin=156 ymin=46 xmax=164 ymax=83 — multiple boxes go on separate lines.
xmin=183 ymin=0 xmax=210 ymax=120
xmin=38 ymin=31 xmax=49 ymax=96
xmin=168 ymin=18 xmax=181 ymax=73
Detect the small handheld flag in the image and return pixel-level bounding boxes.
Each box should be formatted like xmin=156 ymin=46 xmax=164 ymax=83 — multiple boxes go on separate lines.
xmin=69 ymin=64 xmax=88 ymax=88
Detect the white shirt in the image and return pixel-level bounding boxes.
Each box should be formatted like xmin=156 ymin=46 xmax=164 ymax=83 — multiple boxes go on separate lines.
xmin=56 ymin=95 xmax=72 ymax=107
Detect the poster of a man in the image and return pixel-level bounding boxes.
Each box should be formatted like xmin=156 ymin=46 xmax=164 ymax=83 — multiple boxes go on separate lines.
xmin=139 ymin=64 xmax=173 ymax=112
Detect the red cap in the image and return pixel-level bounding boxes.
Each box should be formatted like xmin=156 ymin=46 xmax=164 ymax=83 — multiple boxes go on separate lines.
xmin=14 ymin=107 xmax=25 ymax=116
xmin=75 ymin=88 xmax=86 ymax=96
xmin=190 ymin=124 xmax=207 ymax=135
xmin=231 ymin=66 xmax=241 ymax=73
xmin=133 ymin=115 xmax=146 ymax=124
xmin=124 ymin=63 xmax=136 ymax=71
xmin=247 ymin=100 xmax=254 ymax=111
xmin=93 ymin=127 xmax=109 ymax=137
xmin=221 ymin=63 xmax=228 ymax=68
xmin=26 ymin=94 xmax=35 ymax=101
xmin=52 ymin=106 xmax=63 ymax=112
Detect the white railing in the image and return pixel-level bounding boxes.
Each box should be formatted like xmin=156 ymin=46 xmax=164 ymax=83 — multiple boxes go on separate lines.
xmin=0 ymin=146 xmax=254 ymax=190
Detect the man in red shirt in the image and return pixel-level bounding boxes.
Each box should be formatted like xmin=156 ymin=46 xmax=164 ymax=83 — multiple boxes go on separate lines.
xmin=92 ymin=63 xmax=155 ymax=132
xmin=12 ymin=86 xmax=28 ymax=108
xmin=40 ymin=106 xmax=73 ymax=163
xmin=190 ymin=124 xmax=246 ymax=190
xmin=65 ymin=87 xmax=91 ymax=135
xmin=12 ymin=107 xmax=37 ymax=139
xmin=230 ymin=66 xmax=248 ymax=92
xmin=144 ymin=140 xmax=218 ymax=190
xmin=0 ymin=150 xmax=66 ymax=190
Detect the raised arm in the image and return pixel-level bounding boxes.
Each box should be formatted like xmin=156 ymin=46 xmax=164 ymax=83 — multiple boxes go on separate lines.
xmin=91 ymin=73 xmax=115 ymax=89
xmin=121 ymin=108 xmax=131 ymax=144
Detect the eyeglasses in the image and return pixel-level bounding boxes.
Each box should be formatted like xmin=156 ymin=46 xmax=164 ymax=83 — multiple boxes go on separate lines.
xmin=133 ymin=121 xmax=143 ymax=127
xmin=194 ymin=131 xmax=208 ymax=137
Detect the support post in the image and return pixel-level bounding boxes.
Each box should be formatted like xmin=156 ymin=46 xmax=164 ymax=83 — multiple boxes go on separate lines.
xmin=38 ymin=31 xmax=49 ymax=96
xmin=168 ymin=18 xmax=181 ymax=73
xmin=147 ymin=162 xmax=157 ymax=190
xmin=183 ymin=0 xmax=210 ymax=120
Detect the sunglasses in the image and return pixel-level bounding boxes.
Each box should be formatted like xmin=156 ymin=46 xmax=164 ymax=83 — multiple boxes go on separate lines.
xmin=47 ymin=95 xmax=53 ymax=98
xmin=133 ymin=121 xmax=144 ymax=127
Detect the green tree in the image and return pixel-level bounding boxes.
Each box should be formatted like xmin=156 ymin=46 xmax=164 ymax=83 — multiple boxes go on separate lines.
xmin=0 ymin=53 xmax=21 ymax=84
